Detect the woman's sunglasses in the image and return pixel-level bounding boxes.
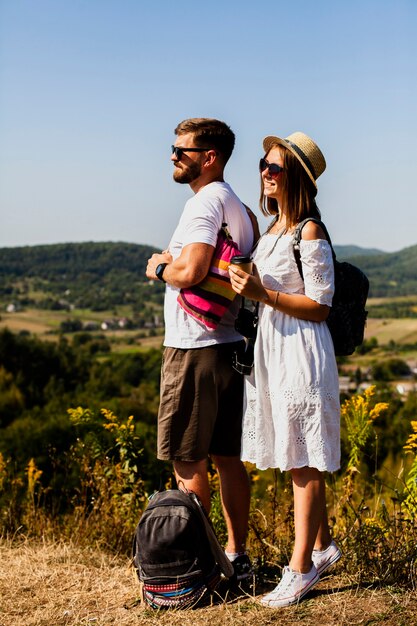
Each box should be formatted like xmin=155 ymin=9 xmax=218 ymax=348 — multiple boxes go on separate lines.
xmin=171 ymin=145 xmax=211 ymax=160
xmin=259 ymin=157 xmax=284 ymax=178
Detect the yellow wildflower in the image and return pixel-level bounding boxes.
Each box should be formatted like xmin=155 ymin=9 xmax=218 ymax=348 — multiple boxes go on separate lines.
xmin=364 ymin=385 xmax=376 ymax=400
xmin=404 ymin=421 xmax=417 ymax=451
xmin=27 ymin=458 xmax=42 ymax=496
xmin=364 ymin=517 xmax=385 ymax=531
xmin=0 ymin=452 xmax=6 ymax=492
xmin=369 ymin=402 xmax=389 ymax=422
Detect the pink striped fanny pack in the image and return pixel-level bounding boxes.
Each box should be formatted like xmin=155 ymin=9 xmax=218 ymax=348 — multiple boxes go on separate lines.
xmin=177 ymin=226 xmax=242 ymax=330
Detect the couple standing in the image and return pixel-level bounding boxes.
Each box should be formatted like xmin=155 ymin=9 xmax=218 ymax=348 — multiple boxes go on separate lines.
xmin=146 ymin=118 xmax=341 ymax=607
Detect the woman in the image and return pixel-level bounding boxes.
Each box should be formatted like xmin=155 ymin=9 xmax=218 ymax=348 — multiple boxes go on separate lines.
xmin=229 ymin=132 xmax=341 ymax=607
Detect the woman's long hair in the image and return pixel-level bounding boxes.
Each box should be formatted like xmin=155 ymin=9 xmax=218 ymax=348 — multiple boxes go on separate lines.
xmin=259 ymin=145 xmax=321 ymax=227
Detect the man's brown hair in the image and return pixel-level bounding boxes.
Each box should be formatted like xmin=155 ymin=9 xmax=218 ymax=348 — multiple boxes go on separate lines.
xmin=174 ymin=118 xmax=235 ymax=165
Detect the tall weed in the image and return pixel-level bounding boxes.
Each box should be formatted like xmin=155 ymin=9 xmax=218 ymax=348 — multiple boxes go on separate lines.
xmin=403 ymin=420 xmax=417 ymax=516
xmin=1 ymin=390 xmax=417 ymax=586
xmin=64 ymin=407 xmax=147 ymax=551
xmin=337 ymin=387 xmax=416 ymax=586
xmin=0 ymin=409 xmax=147 ymax=552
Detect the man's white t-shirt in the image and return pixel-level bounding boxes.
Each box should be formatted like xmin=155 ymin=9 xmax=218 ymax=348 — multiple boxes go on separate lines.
xmin=163 ymin=181 xmax=254 ymax=349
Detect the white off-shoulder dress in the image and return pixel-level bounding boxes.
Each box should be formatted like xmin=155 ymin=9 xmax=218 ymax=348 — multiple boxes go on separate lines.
xmin=241 ymin=232 xmax=341 ymax=472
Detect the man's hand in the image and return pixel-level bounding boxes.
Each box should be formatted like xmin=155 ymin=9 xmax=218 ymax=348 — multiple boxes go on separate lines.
xmin=146 ymin=243 xmax=214 ymax=288
xmin=146 ymin=251 xmax=173 ymax=281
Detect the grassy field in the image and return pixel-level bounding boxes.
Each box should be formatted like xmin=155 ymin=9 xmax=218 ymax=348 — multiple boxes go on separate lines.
xmin=3 ymin=307 xmax=417 ymax=348
xmin=367 ymin=295 xmax=417 ymax=307
xmin=0 ymin=308 xmax=164 ymax=350
xmin=0 ymin=309 xmax=64 ymax=336
xmin=1 ymin=538 xmax=416 ymax=626
xmin=365 ymin=318 xmax=417 ymax=345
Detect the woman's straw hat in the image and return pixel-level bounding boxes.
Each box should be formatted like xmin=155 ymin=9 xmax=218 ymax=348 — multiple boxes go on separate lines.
xmin=263 ymin=131 xmax=326 ymax=188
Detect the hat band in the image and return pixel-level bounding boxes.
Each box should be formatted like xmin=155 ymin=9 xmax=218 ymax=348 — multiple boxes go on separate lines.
xmin=284 ymin=139 xmax=316 ymax=180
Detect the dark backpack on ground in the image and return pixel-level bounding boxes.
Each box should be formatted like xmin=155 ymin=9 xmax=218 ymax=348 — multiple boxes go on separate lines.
xmin=293 ymin=218 xmax=369 ymax=356
xmin=132 ymin=488 xmax=234 ymax=609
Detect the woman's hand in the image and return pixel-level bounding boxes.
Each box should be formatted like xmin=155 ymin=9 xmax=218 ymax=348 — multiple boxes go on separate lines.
xmin=228 ymin=265 xmax=267 ymax=302
xmin=229 ymin=265 xmax=329 ymax=320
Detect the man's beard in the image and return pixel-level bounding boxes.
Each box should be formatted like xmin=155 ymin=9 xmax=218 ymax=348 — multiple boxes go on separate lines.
xmin=173 ymin=160 xmax=201 ymax=184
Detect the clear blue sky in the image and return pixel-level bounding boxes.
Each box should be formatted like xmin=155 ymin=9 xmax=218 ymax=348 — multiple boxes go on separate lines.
xmin=1 ymin=0 xmax=416 ymax=252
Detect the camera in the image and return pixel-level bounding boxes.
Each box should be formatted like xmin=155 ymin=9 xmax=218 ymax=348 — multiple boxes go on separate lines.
xmin=232 ymin=338 xmax=255 ymax=375
xmin=234 ymin=305 xmax=258 ymax=339
xmin=233 ymin=301 xmax=258 ymax=375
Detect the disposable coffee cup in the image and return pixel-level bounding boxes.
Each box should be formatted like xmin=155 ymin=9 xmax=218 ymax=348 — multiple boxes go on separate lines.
xmin=230 ymin=255 xmax=253 ymax=274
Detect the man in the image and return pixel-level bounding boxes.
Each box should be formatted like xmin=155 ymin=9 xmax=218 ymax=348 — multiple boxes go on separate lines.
xmin=146 ymin=118 xmax=255 ymax=579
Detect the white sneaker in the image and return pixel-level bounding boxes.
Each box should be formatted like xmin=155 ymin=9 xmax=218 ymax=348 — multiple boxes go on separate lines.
xmin=260 ymin=564 xmax=319 ymax=608
xmin=312 ymin=540 xmax=342 ymax=575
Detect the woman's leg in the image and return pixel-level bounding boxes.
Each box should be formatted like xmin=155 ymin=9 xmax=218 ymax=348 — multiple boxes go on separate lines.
xmin=313 ymin=486 xmax=332 ymax=552
xmin=289 ymin=466 xmax=331 ymax=572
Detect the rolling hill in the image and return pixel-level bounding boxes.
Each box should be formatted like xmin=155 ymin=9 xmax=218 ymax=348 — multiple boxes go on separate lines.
xmin=1 ymin=240 xmax=417 ymax=302
xmin=333 ymin=244 xmax=384 ymax=258
xmin=0 ymin=242 xmax=164 ymax=311
xmin=339 ymin=244 xmax=417 ymax=297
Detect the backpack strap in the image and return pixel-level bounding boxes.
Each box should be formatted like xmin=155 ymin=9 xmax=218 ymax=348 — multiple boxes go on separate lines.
xmin=243 ymin=203 xmax=261 ymax=247
xmin=188 ymin=491 xmax=235 ymax=578
xmin=293 ymin=217 xmax=336 ymax=280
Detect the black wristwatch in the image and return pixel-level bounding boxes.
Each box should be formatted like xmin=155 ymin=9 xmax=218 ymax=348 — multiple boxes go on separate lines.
xmin=155 ymin=262 xmax=168 ymax=283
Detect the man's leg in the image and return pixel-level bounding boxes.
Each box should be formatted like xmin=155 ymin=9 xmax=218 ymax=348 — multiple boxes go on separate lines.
xmin=173 ymin=458 xmax=210 ymax=513
xmin=212 ymin=454 xmax=250 ymax=554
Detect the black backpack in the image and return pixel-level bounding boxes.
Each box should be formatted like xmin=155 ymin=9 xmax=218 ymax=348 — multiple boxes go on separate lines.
xmin=293 ymin=218 xmax=369 ymax=356
xmin=132 ymin=488 xmax=234 ymax=609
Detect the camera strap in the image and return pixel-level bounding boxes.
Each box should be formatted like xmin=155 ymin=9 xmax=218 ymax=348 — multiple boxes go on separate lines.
xmin=239 ymin=296 xmax=259 ymax=317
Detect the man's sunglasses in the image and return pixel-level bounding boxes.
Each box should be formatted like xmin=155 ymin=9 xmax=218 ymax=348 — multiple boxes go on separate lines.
xmin=259 ymin=157 xmax=284 ymax=178
xmin=171 ymin=145 xmax=211 ymax=160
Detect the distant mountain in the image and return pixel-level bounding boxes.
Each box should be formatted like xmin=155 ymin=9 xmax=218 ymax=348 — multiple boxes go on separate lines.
xmin=344 ymin=244 xmax=417 ymax=297
xmin=334 ymin=245 xmax=384 ymax=258
xmin=0 ymin=240 xmax=416 ymax=302
xmin=0 ymin=242 xmax=164 ymax=311
xmin=0 ymin=241 xmax=157 ymax=279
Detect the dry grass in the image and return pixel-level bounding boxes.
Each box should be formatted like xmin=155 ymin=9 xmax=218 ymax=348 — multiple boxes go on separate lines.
xmin=0 ymin=311 xmax=57 ymax=337
xmin=1 ymin=538 xmax=416 ymax=626
xmin=365 ymin=318 xmax=417 ymax=345
xmin=0 ymin=309 xmax=165 ymax=350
